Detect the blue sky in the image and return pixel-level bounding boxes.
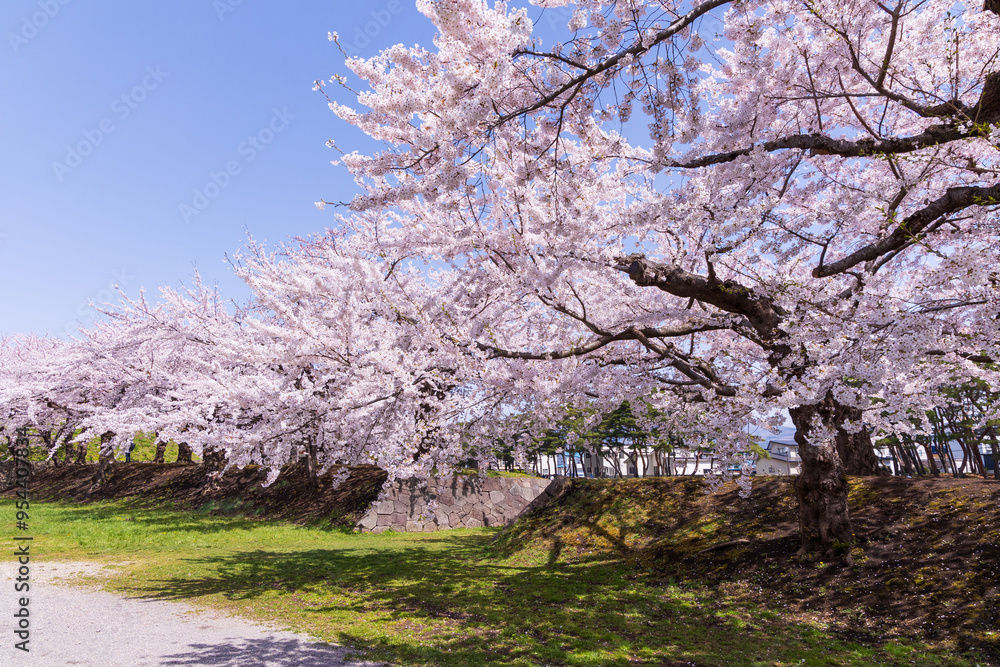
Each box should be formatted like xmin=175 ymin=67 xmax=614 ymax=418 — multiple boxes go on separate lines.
xmin=0 ymin=1 xmax=696 ymax=339
xmin=0 ymin=0 xmax=442 ymax=337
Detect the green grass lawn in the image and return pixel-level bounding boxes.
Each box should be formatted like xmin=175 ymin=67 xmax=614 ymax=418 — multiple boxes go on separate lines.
xmin=25 ymin=500 xmax=978 ymax=666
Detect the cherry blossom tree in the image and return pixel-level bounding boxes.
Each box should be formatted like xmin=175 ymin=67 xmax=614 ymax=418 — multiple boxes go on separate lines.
xmin=0 ymin=335 xmax=92 ymax=463
xmin=320 ymin=0 xmax=1000 ymax=549
xmin=224 ymin=230 xmax=519 ymax=487
xmin=77 ymin=241 xmax=496 ymax=489
xmin=0 ymin=280 xmax=250 ymax=474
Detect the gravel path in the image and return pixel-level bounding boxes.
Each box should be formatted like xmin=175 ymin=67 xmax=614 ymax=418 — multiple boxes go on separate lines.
xmin=1 ymin=561 xmax=383 ymax=667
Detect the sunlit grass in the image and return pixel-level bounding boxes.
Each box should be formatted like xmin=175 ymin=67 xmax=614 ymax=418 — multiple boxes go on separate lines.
xmin=3 ymin=431 xmax=198 ymax=463
xmin=26 ymin=500 xmax=977 ymax=666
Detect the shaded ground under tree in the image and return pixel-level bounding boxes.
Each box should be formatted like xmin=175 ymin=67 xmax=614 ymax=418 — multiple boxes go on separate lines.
xmin=492 ymin=476 xmax=1000 ymax=661
xmin=0 ymin=460 xmax=387 ymax=527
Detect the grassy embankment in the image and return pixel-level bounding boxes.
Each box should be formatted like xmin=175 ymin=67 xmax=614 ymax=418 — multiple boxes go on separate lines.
xmin=19 ymin=473 xmax=1000 ymax=666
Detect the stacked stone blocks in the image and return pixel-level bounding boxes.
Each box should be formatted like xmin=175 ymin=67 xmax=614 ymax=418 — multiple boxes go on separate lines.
xmin=355 ymin=474 xmax=562 ymax=533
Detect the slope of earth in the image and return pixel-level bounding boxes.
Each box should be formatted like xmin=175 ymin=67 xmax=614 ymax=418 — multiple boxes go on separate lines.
xmin=0 ymin=460 xmax=388 ymax=527
xmin=489 ymin=476 xmax=1000 ymax=662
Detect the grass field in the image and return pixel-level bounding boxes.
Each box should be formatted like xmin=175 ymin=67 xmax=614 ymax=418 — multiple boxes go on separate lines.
xmin=27 ymin=499 xmax=981 ymax=667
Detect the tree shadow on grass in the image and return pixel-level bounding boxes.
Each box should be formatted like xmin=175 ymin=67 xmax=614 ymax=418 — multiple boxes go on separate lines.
xmin=120 ymin=533 xmax=848 ymax=667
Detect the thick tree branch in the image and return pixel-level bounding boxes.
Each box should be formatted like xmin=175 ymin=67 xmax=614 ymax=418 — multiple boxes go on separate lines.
xmin=813 ymin=182 xmax=1000 ymax=277
xmin=926 ymin=350 xmax=995 ymax=364
xmin=477 ymin=320 xmax=734 ymax=361
xmin=614 ymin=254 xmax=786 ymax=340
xmin=666 ymin=124 xmax=980 ymax=170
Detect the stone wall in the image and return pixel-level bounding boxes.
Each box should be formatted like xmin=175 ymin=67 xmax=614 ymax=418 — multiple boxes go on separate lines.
xmin=355 ymin=474 xmax=564 ymax=533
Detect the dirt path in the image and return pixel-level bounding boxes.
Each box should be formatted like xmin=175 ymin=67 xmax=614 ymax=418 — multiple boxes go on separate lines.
xmin=1 ymin=561 xmax=383 ymax=667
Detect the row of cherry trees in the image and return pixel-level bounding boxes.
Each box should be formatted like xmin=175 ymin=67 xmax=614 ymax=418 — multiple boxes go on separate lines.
xmin=2 ymin=0 xmax=999 ymax=549
xmin=0 ymin=239 xmax=502 ymax=488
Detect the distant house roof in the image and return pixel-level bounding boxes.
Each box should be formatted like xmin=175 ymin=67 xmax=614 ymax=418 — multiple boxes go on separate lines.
xmin=751 ymin=425 xmax=798 ymax=449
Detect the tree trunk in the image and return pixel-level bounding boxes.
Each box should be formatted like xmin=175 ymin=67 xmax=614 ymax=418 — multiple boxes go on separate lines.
xmin=90 ymin=431 xmax=116 ymax=489
xmin=790 ymin=399 xmax=855 ymax=553
xmin=40 ymin=430 xmax=54 ymax=461
xmin=895 ymin=441 xmax=914 ymax=475
xmin=944 ymin=410 xmax=971 ymax=476
xmin=153 ymin=439 xmax=167 ymax=464
xmin=913 ymin=443 xmax=928 ymax=475
xmin=990 ymin=428 xmax=1000 ymax=480
xmin=607 ymin=449 xmax=623 ymax=477
xmin=828 ymin=400 xmax=881 ymax=475
xmin=921 ymin=440 xmax=940 ymax=476
xmin=201 ymin=446 xmax=226 ymax=471
xmin=901 ymin=436 xmax=927 ymax=476
xmin=200 ymin=445 xmax=226 ymax=492
xmin=945 ymin=436 xmax=960 ymax=477
xmin=937 ymin=442 xmax=952 ymax=476
xmin=913 ymin=432 xmax=939 ymax=477
xmin=74 ymin=438 xmax=89 ymax=464
xmin=176 ymin=441 xmax=193 ymax=463
xmin=305 ymin=437 xmax=320 ymax=491
xmin=965 ymin=426 xmax=988 ymax=478
xmin=931 ymin=412 xmax=952 ymax=474
xmin=62 ymin=433 xmax=76 ymax=464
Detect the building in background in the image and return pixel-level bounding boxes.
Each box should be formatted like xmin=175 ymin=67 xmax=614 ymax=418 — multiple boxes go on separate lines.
xmin=755 ymin=427 xmax=801 ymax=476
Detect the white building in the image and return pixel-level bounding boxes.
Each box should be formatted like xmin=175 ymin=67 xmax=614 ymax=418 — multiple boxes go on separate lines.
xmin=532 ymin=448 xmax=718 ymax=478
xmin=755 ymin=428 xmax=801 ymax=476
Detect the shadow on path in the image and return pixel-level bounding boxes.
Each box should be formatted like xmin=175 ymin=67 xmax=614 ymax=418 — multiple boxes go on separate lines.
xmin=160 ymin=636 xmax=377 ymax=666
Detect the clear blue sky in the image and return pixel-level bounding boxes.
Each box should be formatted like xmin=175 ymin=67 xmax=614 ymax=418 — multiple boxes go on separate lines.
xmin=0 ymin=0 xmax=445 ymax=337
